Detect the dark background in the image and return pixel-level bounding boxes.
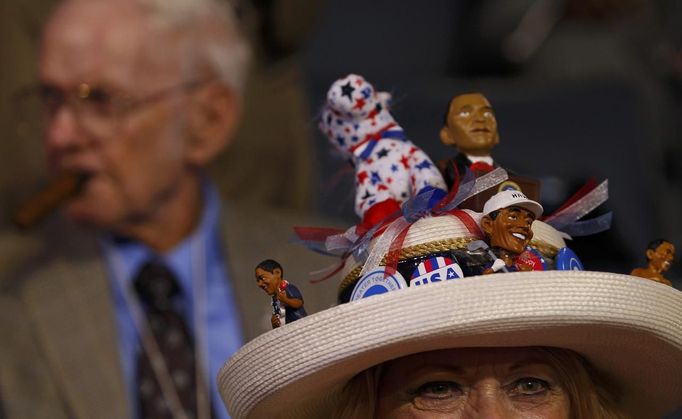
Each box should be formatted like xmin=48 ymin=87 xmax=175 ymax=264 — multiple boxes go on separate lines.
xmin=300 ymin=0 xmax=682 ymax=283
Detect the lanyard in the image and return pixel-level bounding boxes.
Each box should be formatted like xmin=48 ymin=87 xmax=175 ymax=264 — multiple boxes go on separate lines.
xmin=106 ymin=237 xmax=211 ymax=419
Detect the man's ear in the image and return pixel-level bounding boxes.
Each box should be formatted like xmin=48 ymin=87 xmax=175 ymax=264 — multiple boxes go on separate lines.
xmin=480 ymin=215 xmax=493 ymax=237
xmin=273 ymin=268 xmax=282 ymax=278
xmin=646 ymin=249 xmax=655 ymax=261
xmin=440 ymin=126 xmax=455 ymax=146
xmin=186 ymin=81 xmax=242 ymax=166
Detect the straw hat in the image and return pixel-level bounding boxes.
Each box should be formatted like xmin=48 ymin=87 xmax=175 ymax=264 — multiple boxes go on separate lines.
xmin=338 ymin=211 xmax=481 ymax=297
xmin=338 ymin=212 xmax=568 ymax=298
xmin=219 ymin=271 xmax=682 ymax=418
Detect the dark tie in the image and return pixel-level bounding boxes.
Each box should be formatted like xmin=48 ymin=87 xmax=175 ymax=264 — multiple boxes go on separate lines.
xmin=133 ymin=261 xmax=207 ymax=419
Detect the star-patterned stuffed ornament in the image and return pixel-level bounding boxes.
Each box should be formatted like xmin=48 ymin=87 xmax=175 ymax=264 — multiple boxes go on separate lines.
xmin=319 ymin=74 xmax=447 ymax=228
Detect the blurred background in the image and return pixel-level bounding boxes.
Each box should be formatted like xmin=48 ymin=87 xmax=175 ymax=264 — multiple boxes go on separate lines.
xmin=1 ymin=0 xmax=681 ymax=285
xmin=303 ymin=0 xmax=682 ymax=283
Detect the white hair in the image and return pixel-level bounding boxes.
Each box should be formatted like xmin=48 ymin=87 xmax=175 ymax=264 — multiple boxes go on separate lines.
xmin=136 ymin=0 xmax=251 ymax=95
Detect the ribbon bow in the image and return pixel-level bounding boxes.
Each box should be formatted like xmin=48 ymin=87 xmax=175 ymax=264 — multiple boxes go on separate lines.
xmin=295 ymin=167 xmax=509 ymax=283
xmin=360 ymin=167 xmax=508 ymax=278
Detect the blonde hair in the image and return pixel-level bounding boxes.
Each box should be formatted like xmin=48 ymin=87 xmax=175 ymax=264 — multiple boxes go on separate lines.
xmin=538 ymin=348 xmax=626 ymax=419
xmin=333 ymin=347 xmax=625 ymax=419
xmin=332 ymin=364 xmax=382 ymax=419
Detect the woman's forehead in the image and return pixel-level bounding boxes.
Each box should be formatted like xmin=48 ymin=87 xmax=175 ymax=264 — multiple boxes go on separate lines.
xmin=383 ymin=347 xmax=560 ymax=374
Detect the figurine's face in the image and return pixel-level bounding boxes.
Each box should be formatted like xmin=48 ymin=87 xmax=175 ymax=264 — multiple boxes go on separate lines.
xmin=255 ymin=267 xmax=282 ymax=296
xmin=481 ymin=206 xmax=535 ymax=255
xmin=647 ymin=241 xmax=675 ymax=272
xmin=440 ymin=93 xmax=499 ymax=157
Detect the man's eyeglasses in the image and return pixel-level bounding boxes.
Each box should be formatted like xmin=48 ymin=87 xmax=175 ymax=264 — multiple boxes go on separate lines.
xmin=15 ymin=79 xmax=209 ymax=137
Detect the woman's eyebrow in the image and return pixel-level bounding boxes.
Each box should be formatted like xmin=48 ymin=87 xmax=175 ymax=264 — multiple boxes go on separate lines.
xmin=399 ymin=363 xmax=466 ymax=377
xmin=507 ymin=358 xmax=554 ymax=373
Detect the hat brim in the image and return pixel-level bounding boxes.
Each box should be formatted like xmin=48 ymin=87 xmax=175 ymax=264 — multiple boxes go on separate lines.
xmin=219 ymin=272 xmax=682 ymax=419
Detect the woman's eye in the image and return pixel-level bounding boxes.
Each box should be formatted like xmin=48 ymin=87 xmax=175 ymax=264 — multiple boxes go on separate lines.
xmin=415 ymin=381 xmax=461 ymax=399
xmin=410 ymin=381 xmax=464 ymax=411
xmin=512 ymin=378 xmax=549 ymax=395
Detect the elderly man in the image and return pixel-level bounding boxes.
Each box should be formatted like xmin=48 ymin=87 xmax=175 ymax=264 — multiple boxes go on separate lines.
xmin=0 ymin=1 xmax=334 ymax=418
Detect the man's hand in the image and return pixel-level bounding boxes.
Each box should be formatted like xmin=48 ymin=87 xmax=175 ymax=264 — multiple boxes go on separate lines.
xmin=271 ymin=313 xmax=281 ymax=329
xmin=276 ymin=289 xmax=304 ymax=309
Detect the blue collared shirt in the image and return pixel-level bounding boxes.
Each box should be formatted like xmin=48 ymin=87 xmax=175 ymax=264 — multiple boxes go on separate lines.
xmin=102 ymin=183 xmax=243 ymax=419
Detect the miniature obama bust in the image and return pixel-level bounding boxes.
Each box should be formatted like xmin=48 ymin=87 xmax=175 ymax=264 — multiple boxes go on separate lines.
xmin=438 ymin=93 xmax=499 ymax=187
xmin=255 ymin=259 xmax=307 ymax=328
xmin=631 ymin=239 xmax=675 ymax=286
xmin=480 ymin=190 xmax=543 ymax=273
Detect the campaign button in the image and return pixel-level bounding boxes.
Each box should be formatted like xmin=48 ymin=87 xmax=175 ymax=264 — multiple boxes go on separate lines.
xmin=409 ymin=256 xmax=464 ymax=287
xmin=516 ymin=247 xmax=547 ymax=271
xmin=350 ymin=269 xmax=408 ymax=301
xmin=556 ymin=247 xmax=584 ymax=271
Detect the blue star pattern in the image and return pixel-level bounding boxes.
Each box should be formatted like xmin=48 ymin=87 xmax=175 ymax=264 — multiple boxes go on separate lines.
xmin=415 ymin=160 xmax=433 ymax=170
xmin=361 ymin=87 xmax=372 ymax=99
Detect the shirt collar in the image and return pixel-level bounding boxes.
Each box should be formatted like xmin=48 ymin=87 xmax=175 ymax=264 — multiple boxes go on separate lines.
xmin=465 ymin=154 xmax=494 ymax=165
xmin=102 ymin=180 xmax=223 ymax=299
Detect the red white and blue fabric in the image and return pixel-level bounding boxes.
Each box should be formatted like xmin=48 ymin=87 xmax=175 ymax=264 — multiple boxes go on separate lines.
xmin=319 ymin=74 xmax=447 ymax=220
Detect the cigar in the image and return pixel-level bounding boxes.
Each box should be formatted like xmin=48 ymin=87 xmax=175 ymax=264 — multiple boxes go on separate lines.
xmin=13 ymin=172 xmax=89 ymax=229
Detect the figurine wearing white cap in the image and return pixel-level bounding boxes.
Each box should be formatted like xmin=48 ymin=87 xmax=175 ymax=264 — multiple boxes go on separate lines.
xmin=319 ymin=74 xmax=447 ymax=229
xmin=480 ymin=189 xmax=543 ymax=273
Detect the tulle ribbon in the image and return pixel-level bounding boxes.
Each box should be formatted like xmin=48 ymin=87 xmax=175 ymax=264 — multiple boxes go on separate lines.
xmin=360 ymin=167 xmax=506 ymax=277
xmin=295 ymin=167 xmax=508 ymax=283
xmin=542 ymin=178 xmax=612 ymax=237
xmin=297 ymin=171 xmax=611 ymax=284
